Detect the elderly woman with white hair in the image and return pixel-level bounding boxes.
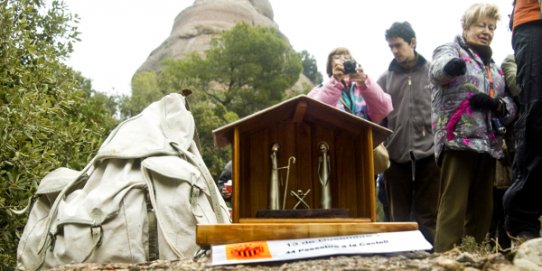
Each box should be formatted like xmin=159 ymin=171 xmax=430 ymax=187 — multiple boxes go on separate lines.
xmin=429 ymin=3 xmax=517 ymax=252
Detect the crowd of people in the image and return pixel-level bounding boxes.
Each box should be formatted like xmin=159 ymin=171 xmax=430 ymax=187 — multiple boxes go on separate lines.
xmin=217 ymin=1 xmax=541 ymax=253
xmin=306 ymin=1 xmax=541 ymax=252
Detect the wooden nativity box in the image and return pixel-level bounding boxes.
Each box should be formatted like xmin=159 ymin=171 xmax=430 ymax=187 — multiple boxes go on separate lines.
xmin=196 ymin=95 xmax=418 ymax=245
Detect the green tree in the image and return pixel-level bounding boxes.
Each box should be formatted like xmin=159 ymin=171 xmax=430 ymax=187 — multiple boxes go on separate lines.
xmin=118 ymin=70 xmax=162 ymax=119
xmin=300 ymin=50 xmax=323 ymax=85
xmin=0 ymin=0 xmax=118 ymax=266
xmin=129 ymin=22 xmax=302 ymax=176
xmin=201 ymin=22 xmax=302 ymax=117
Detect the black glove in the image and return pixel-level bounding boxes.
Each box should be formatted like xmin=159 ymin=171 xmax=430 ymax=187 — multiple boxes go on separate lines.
xmin=469 ymin=93 xmax=506 ymax=116
xmin=443 ymin=58 xmax=467 ymax=77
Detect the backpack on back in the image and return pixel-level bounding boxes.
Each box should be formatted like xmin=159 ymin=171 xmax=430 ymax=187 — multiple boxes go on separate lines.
xmin=17 ymin=93 xmax=230 ymax=270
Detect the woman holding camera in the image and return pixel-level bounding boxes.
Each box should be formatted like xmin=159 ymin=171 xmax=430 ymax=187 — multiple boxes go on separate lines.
xmin=429 ymin=3 xmax=517 ymax=252
xmin=308 ymin=47 xmax=392 ymax=124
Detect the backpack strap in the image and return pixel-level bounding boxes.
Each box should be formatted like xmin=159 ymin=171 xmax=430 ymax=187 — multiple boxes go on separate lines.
xmin=144 ymin=188 xmax=159 ymax=261
xmin=10 ymin=195 xmax=36 ymax=215
xmin=141 ymin=140 xmax=226 ymax=259
xmin=169 ymin=141 xmax=226 ymax=224
xmin=143 ymin=163 xmax=186 ymax=258
xmin=81 ymin=224 xmax=104 ymax=262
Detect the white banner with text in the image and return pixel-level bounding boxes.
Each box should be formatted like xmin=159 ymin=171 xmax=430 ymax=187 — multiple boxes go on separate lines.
xmin=211 ymin=230 xmax=432 ymax=266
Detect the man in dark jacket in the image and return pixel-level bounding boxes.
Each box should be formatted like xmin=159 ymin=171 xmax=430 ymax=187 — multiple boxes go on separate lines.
xmin=503 ymin=0 xmax=542 ymax=244
xmin=377 ymin=21 xmax=441 ymax=245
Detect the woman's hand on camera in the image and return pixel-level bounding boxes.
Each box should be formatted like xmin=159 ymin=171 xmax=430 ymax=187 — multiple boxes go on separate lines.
xmin=333 ymin=61 xmax=366 ymax=84
xmin=349 ymin=66 xmax=367 ymax=84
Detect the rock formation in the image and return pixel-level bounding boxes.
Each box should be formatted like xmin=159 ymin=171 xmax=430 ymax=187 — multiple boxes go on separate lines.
xmin=135 ymin=0 xmax=312 ymax=91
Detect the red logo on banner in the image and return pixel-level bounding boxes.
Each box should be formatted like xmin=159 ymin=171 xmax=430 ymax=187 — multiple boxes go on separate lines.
xmin=225 ymin=241 xmax=272 ymax=260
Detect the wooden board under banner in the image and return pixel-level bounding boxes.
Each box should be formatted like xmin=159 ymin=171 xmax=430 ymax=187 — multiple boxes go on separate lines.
xmin=196 ymin=221 xmax=419 ymax=246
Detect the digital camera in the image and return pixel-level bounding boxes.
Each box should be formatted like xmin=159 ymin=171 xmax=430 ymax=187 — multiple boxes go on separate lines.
xmin=343 ymin=59 xmax=358 ymax=74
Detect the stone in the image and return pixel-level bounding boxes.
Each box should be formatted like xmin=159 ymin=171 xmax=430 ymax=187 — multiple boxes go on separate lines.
xmin=513 ymin=237 xmax=542 ymax=270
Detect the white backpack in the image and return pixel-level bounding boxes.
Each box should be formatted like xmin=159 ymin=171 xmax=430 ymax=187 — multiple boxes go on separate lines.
xmin=16 ymin=93 xmax=230 ymax=270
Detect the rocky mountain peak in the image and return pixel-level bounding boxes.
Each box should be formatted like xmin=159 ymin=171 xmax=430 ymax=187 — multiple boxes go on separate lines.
xmin=137 ymin=0 xmax=277 ymax=72
xmin=193 ymin=0 xmax=274 ymax=20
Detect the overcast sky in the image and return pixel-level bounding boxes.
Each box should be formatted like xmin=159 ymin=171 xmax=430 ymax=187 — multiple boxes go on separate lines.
xmin=64 ymin=0 xmax=514 ymax=96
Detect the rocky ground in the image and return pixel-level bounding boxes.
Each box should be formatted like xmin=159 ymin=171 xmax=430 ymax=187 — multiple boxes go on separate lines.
xmin=50 ymin=238 xmax=542 ymax=271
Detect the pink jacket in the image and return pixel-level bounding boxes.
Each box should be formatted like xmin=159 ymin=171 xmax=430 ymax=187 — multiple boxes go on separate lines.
xmin=308 ymin=76 xmax=393 ymax=123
